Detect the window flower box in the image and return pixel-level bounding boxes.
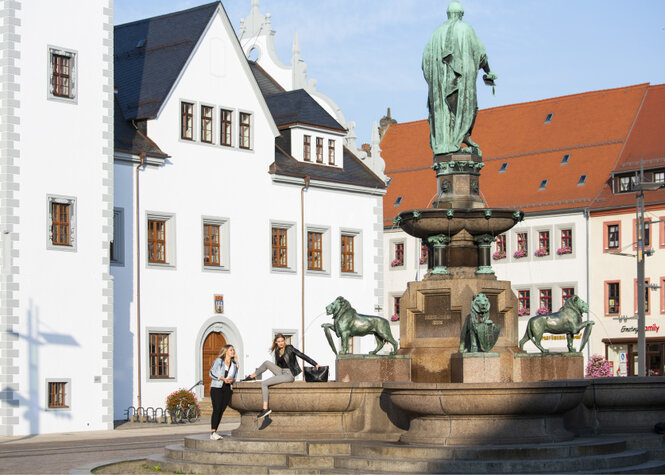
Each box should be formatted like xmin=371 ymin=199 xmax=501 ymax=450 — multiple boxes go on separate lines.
xmin=534 ymin=247 xmax=549 ymax=257
xmin=536 ymin=306 xmax=550 ymax=315
xmin=518 ymin=307 xmax=530 ymax=316
xmin=513 ymin=249 xmax=527 ymax=259
xmin=492 ymin=251 xmax=506 ymax=260
xmin=557 ymin=246 xmax=572 ymax=255
xmin=419 ymin=256 xmax=426 ymax=265
xmin=391 ymin=258 xmax=403 ymax=267
xmin=390 ymin=314 xmax=400 ymax=322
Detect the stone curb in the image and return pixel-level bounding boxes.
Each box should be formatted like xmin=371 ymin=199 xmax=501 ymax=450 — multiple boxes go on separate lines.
xmin=69 ymin=457 xmax=147 ymax=475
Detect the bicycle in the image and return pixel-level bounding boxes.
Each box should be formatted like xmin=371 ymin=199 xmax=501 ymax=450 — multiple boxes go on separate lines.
xmin=171 ymin=399 xmax=200 ymax=423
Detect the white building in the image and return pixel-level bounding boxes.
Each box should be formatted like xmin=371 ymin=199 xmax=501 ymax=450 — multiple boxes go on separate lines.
xmin=112 ymin=2 xmax=385 ymax=418
xmin=1 ymin=0 xmax=114 ymax=435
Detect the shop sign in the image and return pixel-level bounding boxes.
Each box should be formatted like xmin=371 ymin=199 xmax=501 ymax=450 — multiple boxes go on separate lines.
xmin=214 ymin=294 xmax=224 ymax=314
xmin=613 ymin=315 xmax=638 ymax=322
xmin=620 ymin=324 xmax=660 ymax=334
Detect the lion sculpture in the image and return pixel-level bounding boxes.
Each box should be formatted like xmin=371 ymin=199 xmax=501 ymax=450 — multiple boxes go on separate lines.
xmin=322 ymin=296 xmax=398 ymax=355
xmin=519 ymin=295 xmax=594 ymax=353
xmin=459 ymin=293 xmax=500 ymax=353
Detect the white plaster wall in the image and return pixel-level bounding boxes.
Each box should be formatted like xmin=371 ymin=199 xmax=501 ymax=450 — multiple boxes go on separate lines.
xmin=290 ymin=127 xmax=343 ymax=167
xmin=14 ymin=0 xmax=112 ymax=435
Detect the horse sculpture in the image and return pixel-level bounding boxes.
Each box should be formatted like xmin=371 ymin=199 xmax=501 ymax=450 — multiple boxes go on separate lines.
xmin=518 ymin=295 xmax=594 ymax=353
xmin=322 ymin=296 xmax=398 ymax=355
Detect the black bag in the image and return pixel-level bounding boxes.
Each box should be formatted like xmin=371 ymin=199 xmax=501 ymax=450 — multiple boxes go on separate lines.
xmin=304 ymin=365 xmax=329 ymax=382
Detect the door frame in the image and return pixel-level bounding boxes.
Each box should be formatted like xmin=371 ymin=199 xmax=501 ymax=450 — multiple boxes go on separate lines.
xmin=195 ymin=316 xmax=244 ymax=400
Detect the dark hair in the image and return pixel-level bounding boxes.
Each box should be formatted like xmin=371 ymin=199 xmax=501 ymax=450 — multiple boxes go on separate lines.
xmin=270 ymin=333 xmax=287 ymax=353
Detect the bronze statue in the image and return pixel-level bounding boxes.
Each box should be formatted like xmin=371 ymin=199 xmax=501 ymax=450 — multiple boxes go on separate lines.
xmin=519 ymin=295 xmax=594 ymax=353
xmin=459 ymin=293 xmax=500 ymax=352
xmin=422 ymin=0 xmax=497 ymax=156
xmin=322 ymin=297 xmax=398 ymax=355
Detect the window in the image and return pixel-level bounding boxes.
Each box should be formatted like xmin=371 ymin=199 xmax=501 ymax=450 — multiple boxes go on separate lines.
xmin=661 ymin=278 xmax=665 ymax=314
xmin=635 ymin=279 xmax=650 ymax=314
xmin=538 ymin=231 xmax=550 ymax=255
xmin=181 ymin=102 xmax=194 ymax=140
xmin=561 ymin=154 xmax=570 ymax=165
xmin=308 ymin=231 xmax=323 ymax=271
xmin=618 ymin=175 xmax=636 ymax=193
xmin=316 ymin=137 xmax=324 ymax=163
xmin=303 ymin=135 xmax=311 ymax=161
xmin=654 ymin=171 xmax=665 ymax=184
xmin=578 ymin=175 xmax=587 ymax=186
xmin=607 ymin=282 xmax=620 ymax=315
xmin=496 ymin=234 xmax=506 ymax=254
xmin=605 ymin=223 xmax=620 ymax=250
xmin=48 ymin=47 xmax=76 ymax=101
xmin=148 ymin=219 xmax=166 ymax=263
xmin=499 ymin=163 xmax=508 ymax=173
xmin=539 ymin=289 xmax=552 ymax=313
xmin=517 ymin=232 xmax=528 ymax=254
xmin=393 ymin=296 xmax=401 ymax=318
xmin=544 ymin=113 xmax=553 ymax=123
xmin=220 ymin=109 xmax=232 ymax=146
xmin=634 ymin=219 xmax=652 ymax=249
xmin=560 ymin=229 xmax=572 ymax=252
xmin=394 ymin=197 xmax=403 ymax=207
xmin=239 ymin=112 xmax=251 ymax=149
xmin=201 ymin=105 xmax=213 ymax=143
xmin=562 ymin=287 xmax=575 ymax=306
xmin=48 ymin=382 xmax=68 ymax=408
xmin=203 ymin=224 xmax=220 ymax=266
xmin=538 ymin=179 xmax=548 ymax=191
xmin=48 ymin=196 xmax=76 ymax=250
xmin=393 ymin=242 xmax=404 ymax=267
xmin=328 ymin=139 xmax=336 ymax=165
xmin=518 ymin=290 xmax=530 ymax=315
xmin=341 ymin=235 xmax=355 ymax=273
xmin=272 ymin=227 xmax=288 ymax=268
xmin=149 ymin=333 xmax=170 ymax=378
xmin=420 ymin=244 xmax=428 ymax=265
xmin=111 ymin=208 xmax=124 ymax=265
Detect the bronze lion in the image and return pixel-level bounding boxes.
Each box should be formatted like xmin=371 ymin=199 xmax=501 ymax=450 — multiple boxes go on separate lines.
xmin=518 ymin=295 xmax=594 ymax=353
xmin=322 ymin=296 xmax=398 ymax=355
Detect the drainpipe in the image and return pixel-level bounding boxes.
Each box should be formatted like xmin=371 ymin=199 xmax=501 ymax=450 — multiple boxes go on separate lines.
xmin=301 ymin=176 xmax=310 ymax=353
xmin=135 ymin=152 xmax=146 ymax=408
xmin=584 ymin=207 xmax=591 ymax=361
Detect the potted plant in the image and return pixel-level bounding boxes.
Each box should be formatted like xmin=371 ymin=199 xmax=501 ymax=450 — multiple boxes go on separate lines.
xmin=513 ymin=249 xmax=527 ymax=259
xmin=585 ymin=354 xmax=613 ymax=378
xmin=534 ymin=247 xmax=549 ymax=257
xmin=557 ymin=246 xmax=572 ymax=255
xmin=492 ymin=250 xmax=506 ymax=260
xmin=391 ymin=258 xmax=403 ymax=267
xmin=518 ymin=307 xmax=530 ymax=316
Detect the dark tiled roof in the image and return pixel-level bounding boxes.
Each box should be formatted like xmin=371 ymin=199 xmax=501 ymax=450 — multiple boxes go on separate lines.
xmin=114 ymin=97 xmax=167 ymax=158
xmin=264 ymin=89 xmax=346 ymax=132
xmin=114 ymin=2 xmax=219 ymax=120
xmin=249 ymin=61 xmax=285 ymax=95
xmin=271 ymin=133 xmax=385 ymax=189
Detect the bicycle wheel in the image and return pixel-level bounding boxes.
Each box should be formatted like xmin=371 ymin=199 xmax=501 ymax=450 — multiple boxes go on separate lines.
xmin=186 ymin=406 xmax=200 ymax=423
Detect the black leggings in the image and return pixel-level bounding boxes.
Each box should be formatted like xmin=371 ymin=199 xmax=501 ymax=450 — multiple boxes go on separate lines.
xmin=210 ymin=386 xmax=232 ymax=431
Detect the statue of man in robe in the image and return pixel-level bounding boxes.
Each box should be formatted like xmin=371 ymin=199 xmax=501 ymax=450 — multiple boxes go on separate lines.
xmin=422 ymin=1 xmax=497 ymax=157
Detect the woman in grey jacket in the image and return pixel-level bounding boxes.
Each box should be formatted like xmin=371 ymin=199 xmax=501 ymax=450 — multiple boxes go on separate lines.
xmin=208 ymin=344 xmax=238 ymax=440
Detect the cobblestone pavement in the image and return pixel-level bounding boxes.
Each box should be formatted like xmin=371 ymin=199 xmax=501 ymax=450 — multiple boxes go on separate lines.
xmin=0 ymin=418 xmax=239 ymax=474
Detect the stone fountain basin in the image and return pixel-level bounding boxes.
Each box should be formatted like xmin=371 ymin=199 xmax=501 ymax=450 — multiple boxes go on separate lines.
xmin=397 ymin=208 xmax=523 ymax=240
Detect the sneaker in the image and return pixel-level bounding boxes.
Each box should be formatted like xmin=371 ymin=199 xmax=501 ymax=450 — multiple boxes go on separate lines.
xmin=241 ymin=375 xmax=255 ymax=382
xmin=257 ymin=408 xmax=272 ymax=419
xmin=210 ymin=432 xmax=222 ymax=440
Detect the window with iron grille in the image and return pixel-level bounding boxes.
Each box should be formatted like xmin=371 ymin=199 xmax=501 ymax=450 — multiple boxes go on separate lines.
xmin=539 ymin=289 xmax=552 ymax=313
xmin=203 ymin=224 xmax=220 ymax=266
xmin=341 ymin=235 xmax=355 ymax=273
xmin=303 ymin=135 xmax=311 ymax=161
xmin=51 ymin=202 xmax=70 ymax=246
xmin=148 ymin=219 xmax=166 ymax=263
xmin=220 ymin=109 xmax=232 ymax=146
xmin=308 ymin=231 xmax=323 ymax=270
xmin=272 ymin=228 xmax=288 ymax=268
xmin=518 ymin=290 xmax=530 ymax=314
xmin=149 ymin=333 xmax=170 ymax=378
xmin=201 ymin=105 xmax=213 ymax=143
xmin=181 ymin=102 xmax=194 ymax=140
xmin=239 ymin=112 xmax=251 ymax=149
xmin=607 ymin=282 xmax=620 ymax=314
xmin=316 ymin=137 xmax=324 ymax=163
xmin=328 ymin=139 xmax=335 ymax=165
xmin=51 ymin=54 xmax=71 ymax=98
xmin=562 ymin=287 xmax=575 ymax=306
xmin=48 ymin=382 xmax=68 ymax=408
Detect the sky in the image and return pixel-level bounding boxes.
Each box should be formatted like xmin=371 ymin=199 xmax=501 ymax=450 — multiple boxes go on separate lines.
xmin=114 ymin=0 xmax=665 ymax=145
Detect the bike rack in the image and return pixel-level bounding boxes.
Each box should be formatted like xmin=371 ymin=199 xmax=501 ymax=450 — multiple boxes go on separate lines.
xmin=145 ymin=406 xmax=155 ymax=423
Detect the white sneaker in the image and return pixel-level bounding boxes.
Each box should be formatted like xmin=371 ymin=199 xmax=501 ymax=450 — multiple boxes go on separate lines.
xmin=210 ymin=432 xmax=223 ymax=440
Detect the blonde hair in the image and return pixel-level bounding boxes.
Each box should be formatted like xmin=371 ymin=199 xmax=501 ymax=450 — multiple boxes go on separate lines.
xmin=270 ymin=333 xmax=287 ymax=353
xmin=217 ymin=344 xmax=237 ymax=363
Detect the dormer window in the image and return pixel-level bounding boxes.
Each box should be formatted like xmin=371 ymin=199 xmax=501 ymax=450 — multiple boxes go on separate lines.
xmin=328 ymin=139 xmax=335 ymax=165
xmin=561 ymin=154 xmax=570 ymax=165
xmin=316 ymin=137 xmax=324 ymax=163
xmin=499 ymin=163 xmax=508 ymax=173
xmin=538 ymin=179 xmax=548 ymax=191
xmin=544 ymin=113 xmax=553 ymax=124
xmin=303 ymin=135 xmax=311 ymax=161
xmin=394 ymin=197 xmax=403 ymax=207
xmin=578 ymin=175 xmax=587 ymax=186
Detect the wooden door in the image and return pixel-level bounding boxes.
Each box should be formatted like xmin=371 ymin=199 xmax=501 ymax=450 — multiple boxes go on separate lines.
xmin=202 ymin=332 xmax=226 ymax=397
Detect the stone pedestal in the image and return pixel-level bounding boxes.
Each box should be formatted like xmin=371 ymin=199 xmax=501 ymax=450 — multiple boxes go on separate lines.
xmin=450 ymin=352 xmax=501 ymax=383
xmin=513 ymin=353 xmax=583 ymax=382
xmin=336 ymin=355 xmax=411 ymax=382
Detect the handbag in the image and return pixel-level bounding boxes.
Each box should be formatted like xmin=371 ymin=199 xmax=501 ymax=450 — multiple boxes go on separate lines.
xmin=304 ymin=365 xmax=329 ymax=382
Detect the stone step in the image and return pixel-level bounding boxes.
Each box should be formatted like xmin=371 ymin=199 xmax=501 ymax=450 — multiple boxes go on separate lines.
xmin=199 ymin=397 xmax=240 ymax=417
xmin=165 ymin=444 xmax=288 ymax=466
xmin=185 ymin=434 xmax=310 ymax=454
xmin=268 ymin=469 xmax=357 ymax=475
xmin=288 ymin=455 xmax=335 ymax=469
xmin=580 ymin=459 xmax=665 ymax=474
xmin=146 ymin=453 xmax=271 ymax=474
xmin=335 ymin=449 xmax=650 ymax=473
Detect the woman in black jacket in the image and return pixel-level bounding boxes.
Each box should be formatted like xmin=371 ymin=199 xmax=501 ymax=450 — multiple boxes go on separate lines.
xmin=243 ymin=333 xmax=319 ymax=419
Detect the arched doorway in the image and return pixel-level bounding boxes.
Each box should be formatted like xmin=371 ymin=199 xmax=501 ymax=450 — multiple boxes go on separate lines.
xmin=202 ymin=332 xmax=226 ymax=397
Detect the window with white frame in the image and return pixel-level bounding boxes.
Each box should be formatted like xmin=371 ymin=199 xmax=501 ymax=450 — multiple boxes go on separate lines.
xmin=46 ymin=379 xmax=71 ymax=410
xmin=220 ymin=108 xmax=233 ymax=146
xmin=146 ymin=212 xmax=176 ymax=267
xmin=200 ymin=105 xmax=213 ymax=143
xmin=111 ymin=208 xmax=124 ymax=265
xmin=306 ymin=226 xmax=330 ymax=274
xmin=202 ymin=217 xmax=230 ymax=271
xmin=271 ymin=221 xmax=296 ymax=272
xmin=181 ymin=101 xmax=194 ymax=140
xmin=47 ymin=195 xmax=76 ymax=251
xmin=48 ymin=46 xmax=77 ymax=102
xmin=146 ymin=328 xmax=176 ymax=380
xmin=239 ymin=112 xmax=252 ymax=149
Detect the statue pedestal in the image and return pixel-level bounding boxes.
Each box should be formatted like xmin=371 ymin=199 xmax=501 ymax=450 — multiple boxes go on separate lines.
xmin=450 ymin=352 xmax=501 ymax=383
xmin=513 ymin=353 xmax=583 ymax=382
xmin=336 ymin=355 xmax=411 ymax=382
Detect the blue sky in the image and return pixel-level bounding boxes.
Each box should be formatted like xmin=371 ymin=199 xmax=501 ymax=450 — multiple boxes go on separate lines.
xmin=115 ymin=0 xmax=665 ymax=145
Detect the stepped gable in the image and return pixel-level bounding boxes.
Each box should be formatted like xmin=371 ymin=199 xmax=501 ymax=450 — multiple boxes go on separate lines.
xmin=249 ymin=61 xmax=285 ymax=95
xmin=114 ymin=2 xmax=220 ymax=120
xmin=113 ymin=97 xmax=167 ymax=158
xmin=591 ymin=84 xmax=665 ymax=212
xmin=382 ymin=84 xmax=651 ymax=227
xmin=264 ymin=89 xmax=346 ymax=132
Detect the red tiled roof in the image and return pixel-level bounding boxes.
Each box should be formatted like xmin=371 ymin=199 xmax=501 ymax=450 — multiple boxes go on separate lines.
xmin=383 ymin=83 xmax=655 ymax=226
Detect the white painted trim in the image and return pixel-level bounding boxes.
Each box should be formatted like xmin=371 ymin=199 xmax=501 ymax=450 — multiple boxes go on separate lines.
xmin=271 ymin=175 xmax=386 ymax=196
